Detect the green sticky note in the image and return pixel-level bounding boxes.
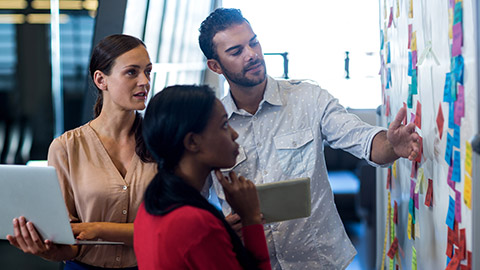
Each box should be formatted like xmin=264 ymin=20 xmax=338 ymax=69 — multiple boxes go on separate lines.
xmin=411 ymin=69 xmax=418 ymax=94
xmin=412 ymin=246 xmax=417 ymax=270
xmin=454 ymin=2 xmax=462 ymax=24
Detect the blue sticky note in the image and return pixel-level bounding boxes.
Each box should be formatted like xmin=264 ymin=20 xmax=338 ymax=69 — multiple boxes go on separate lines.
xmin=449 ymin=102 xmax=455 ymax=129
xmin=408 ymin=52 xmax=412 ymax=76
xmin=445 ymin=132 xmax=453 ymax=165
xmin=450 ymin=72 xmax=457 ymax=101
xmin=444 ymin=73 xmax=451 ymax=102
xmin=387 ymin=42 xmax=391 ymax=64
xmin=407 ymin=92 xmax=413 ymax=108
xmin=454 ymin=55 xmax=464 ymax=84
xmin=411 ymin=69 xmax=418 ymax=94
xmin=380 ymin=30 xmax=384 ymax=49
xmin=454 ymin=2 xmax=462 ymax=24
xmin=453 ymin=124 xmax=460 ymax=148
xmin=446 ymin=196 xmax=455 ymax=229
xmin=447 ymin=256 xmax=451 ymax=266
xmin=409 ymin=197 xmax=414 ymax=215
xmin=452 ymin=150 xmax=461 ymax=182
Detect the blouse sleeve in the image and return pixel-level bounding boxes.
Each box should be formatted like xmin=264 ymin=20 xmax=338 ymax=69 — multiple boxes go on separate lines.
xmin=47 ymin=138 xmax=79 ymax=222
xmin=242 ymin=224 xmax=272 ymax=270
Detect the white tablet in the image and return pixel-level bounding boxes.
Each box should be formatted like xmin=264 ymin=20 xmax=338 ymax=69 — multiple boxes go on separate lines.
xmin=0 ymin=165 xmax=123 ymax=245
xmin=256 ymin=177 xmax=311 ymax=223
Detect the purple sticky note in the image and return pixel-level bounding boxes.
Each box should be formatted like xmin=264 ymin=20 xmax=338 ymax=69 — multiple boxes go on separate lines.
xmin=410 ymin=112 xmax=416 ymax=124
xmin=414 ymin=192 xmax=419 ymax=209
xmin=452 ymin=23 xmax=463 ymax=57
xmin=455 ymin=190 xmax=462 ymax=223
xmin=412 ymin=50 xmax=418 ymax=69
xmin=448 ymin=179 xmax=456 ymax=190
xmin=454 ymin=85 xmax=465 ymax=124
xmin=410 ymin=179 xmax=415 ymax=198
xmin=446 ymin=196 xmax=455 ymax=229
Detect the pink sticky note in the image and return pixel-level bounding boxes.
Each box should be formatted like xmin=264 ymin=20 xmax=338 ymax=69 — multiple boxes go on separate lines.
xmin=408 ymin=24 xmax=412 ymax=49
xmin=412 ymin=50 xmax=418 ymax=69
xmin=415 ymin=100 xmax=422 ymax=129
xmin=410 ymin=112 xmax=416 ymax=124
xmin=454 ymin=85 xmax=465 ymax=125
xmin=452 ymin=23 xmax=463 ymax=57
xmin=455 ymin=190 xmax=462 ymax=223
xmin=388 ymin=7 xmax=394 ymax=28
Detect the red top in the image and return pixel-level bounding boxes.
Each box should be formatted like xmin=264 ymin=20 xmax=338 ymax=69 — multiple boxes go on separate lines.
xmin=134 ymin=203 xmax=271 ymax=270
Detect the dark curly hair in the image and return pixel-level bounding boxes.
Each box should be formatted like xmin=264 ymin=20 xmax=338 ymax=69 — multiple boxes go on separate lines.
xmin=198 ymin=8 xmax=249 ymax=60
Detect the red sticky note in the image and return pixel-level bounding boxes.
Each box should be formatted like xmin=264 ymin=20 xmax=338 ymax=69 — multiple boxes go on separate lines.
xmin=446 ymin=241 xmax=454 ymax=258
xmin=403 ymin=102 xmax=407 ymax=125
xmin=415 ymin=100 xmax=422 ymax=129
xmin=411 ymin=161 xmax=418 ymax=178
xmin=459 ymin=228 xmax=466 ymax=260
xmin=394 ymin=201 xmax=398 ymax=224
xmin=437 ymin=103 xmax=444 ymax=139
xmin=387 ymin=167 xmax=392 ymax=189
xmin=387 ymin=237 xmax=399 ymax=259
xmin=388 ymin=7 xmax=394 ymax=28
xmin=446 ymin=254 xmax=460 ymax=270
xmin=425 ymin=178 xmax=433 ymax=207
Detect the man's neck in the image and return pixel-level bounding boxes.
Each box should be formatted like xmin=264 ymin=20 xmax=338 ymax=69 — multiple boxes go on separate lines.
xmin=229 ymin=79 xmax=267 ymax=115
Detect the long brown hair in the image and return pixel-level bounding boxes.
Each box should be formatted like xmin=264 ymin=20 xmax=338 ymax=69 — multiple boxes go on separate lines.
xmin=89 ymin=34 xmax=153 ymax=162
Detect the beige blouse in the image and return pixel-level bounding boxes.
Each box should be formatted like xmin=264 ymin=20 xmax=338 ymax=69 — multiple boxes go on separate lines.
xmin=47 ymin=122 xmax=157 ymax=268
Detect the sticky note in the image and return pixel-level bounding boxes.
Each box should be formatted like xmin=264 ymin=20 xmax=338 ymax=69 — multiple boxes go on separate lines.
xmin=407 ymin=90 xmax=413 ymax=108
xmin=393 ymin=161 xmax=397 ymax=178
xmin=386 ymin=96 xmax=391 ymax=117
xmin=445 ymin=132 xmax=453 ymax=165
xmin=464 ymin=173 xmax=472 ymax=209
xmin=380 ymin=30 xmax=384 ymax=50
xmin=448 ymin=7 xmax=453 ymax=39
xmin=388 ymin=7 xmax=394 ymax=28
xmin=396 ymin=0 xmax=400 ymax=18
xmin=412 ymin=50 xmax=418 ymax=71
xmin=452 ymin=23 xmax=463 ymax=57
xmin=454 ymin=55 xmax=464 ymax=84
xmin=446 ymin=196 xmax=455 ymax=230
xmin=454 ymin=85 xmax=465 ymax=125
xmin=415 ymin=168 xmax=424 ymax=193
xmin=453 ymin=124 xmax=461 ymax=148
xmin=408 ymin=51 xmax=412 ymax=76
xmin=437 ymin=103 xmax=444 ymax=139
xmin=411 ymin=31 xmax=417 ymax=51
xmin=452 ymin=150 xmax=461 ymax=182
xmin=387 ymin=167 xmax=392 ymax=189
xmin=466 ymin=141 xmax=472 ymax=176
xmin=394 ymin=201 xmax=398 ymax=224
xmin=414 ymin=192 xmax=419 ymax=209
xmin=415 ymin=101 xmax=422 ymax=128
xmin=449 ymin=102 xmax=455 ymax=129
xmin=409 ymin=0 xmax=413 ymax=18
xmin=459 ymin=228 xmax=466 ymax=260
xmin=453 ymin=1 xmax=462 ymax=24
xmin=425 ymin=178 xmax=433 ymax=207
xmin=415 ymin=136 xmax=423 ymax=163
xmin=415 ymin=221 xmax=420 ymax=239
xmin=408 ymin=24 xmax=412 ymax=49
xmin=412 ymin=246 xmax=417 ymax=270
xmin=455 ymin=190 xmax=462 ymax=222
xmin=411 ymin=160 xmax=418 ymax=178
xmin=444 ymin=73 xmax=452 ymax=102
xmin=408 ymin=213 xmax=412 ymax=239
xmin=387 ymin=42 xmax=391 ymax=64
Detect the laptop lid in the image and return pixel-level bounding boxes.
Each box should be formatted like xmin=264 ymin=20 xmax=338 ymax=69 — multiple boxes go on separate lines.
xmin=0 ymin=164 xmax=122 ymax=245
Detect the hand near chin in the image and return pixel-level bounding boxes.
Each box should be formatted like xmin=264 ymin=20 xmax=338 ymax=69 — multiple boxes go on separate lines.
xmin=215 ymin=170 xmax=262 ymax=226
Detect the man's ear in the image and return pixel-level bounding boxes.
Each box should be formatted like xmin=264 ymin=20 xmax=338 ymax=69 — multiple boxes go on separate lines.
xmin=183 ymin=132 xmax=201 ymax=153
xmin=207 ymin=59 xmax=223 ymax=75
xmin=93 ymin=70 xmax=108 ymax=91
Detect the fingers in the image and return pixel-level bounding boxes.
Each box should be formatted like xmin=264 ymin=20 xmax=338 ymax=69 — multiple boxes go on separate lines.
xmin=390 ymin=107 xmax=407 ymax=129
xmin=11 ymin=217 xmax=46 ymax=254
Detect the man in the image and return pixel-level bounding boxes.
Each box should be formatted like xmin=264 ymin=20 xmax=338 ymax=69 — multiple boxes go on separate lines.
xmin=199 ymin=8 xmax=419 ymax=270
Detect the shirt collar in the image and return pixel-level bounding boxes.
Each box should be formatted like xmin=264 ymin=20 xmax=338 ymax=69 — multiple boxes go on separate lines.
xmin=223 ymin=75 xmax=284 ymax=118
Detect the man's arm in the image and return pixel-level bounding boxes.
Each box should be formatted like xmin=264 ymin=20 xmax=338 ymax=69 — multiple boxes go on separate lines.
xmin=370 ymin=107 xmax=420 ymax=164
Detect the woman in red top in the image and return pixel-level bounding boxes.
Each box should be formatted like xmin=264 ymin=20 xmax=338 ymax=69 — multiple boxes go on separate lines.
xmin=134 ymin=85 xmax=271 ymax=270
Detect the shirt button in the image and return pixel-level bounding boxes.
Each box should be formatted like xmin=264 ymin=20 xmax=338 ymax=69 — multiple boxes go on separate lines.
xmin=292 ymin=141 xmax=297 ymax=147
xmin=115 ymin=256 xmax=120 ymax=262
xmin=123 ymin=185 xmax=128 ymax=190
xmin=122 ymin=210 xmax=127 ymax=215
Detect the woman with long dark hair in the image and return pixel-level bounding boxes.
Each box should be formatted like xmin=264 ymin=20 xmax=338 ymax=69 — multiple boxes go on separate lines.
xmin=134 ymin=85 xmax=271 ymax=270
xmin=7 ymin=34 xmax=156 ymax=269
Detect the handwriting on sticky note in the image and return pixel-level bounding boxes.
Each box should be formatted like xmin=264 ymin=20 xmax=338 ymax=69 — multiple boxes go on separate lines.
xmin=446 ymin=196 xmax=455 ymax=230
xmin=452 ymin=23 xmax=462 ymax=56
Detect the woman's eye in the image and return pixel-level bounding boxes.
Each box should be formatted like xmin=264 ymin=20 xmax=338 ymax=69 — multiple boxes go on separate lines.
xmin=127 ymin=69 xmax=137 ymax=76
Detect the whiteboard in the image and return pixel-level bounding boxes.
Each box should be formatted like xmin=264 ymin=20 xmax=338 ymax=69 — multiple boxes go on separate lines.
xmin=376 ymin=0 xmax=477 ymax=269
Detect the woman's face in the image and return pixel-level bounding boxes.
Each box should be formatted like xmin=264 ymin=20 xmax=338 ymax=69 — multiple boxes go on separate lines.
xmin=196 ymin=99 xmax=239 ymax=169
xmin=101 ymin=45 xmax=152 ymax=112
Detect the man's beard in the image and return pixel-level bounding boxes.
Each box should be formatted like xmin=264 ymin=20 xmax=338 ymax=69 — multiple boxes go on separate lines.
xmin=220 ymin=59 xmax=267 ymax=87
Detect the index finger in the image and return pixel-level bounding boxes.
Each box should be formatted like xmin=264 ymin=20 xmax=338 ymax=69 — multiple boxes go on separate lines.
xmin=390 ymin=107 xmax=407 ymax=130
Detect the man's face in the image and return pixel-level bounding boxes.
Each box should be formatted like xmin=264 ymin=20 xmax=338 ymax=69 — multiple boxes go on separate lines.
xmin=211 ymin=22 xmax=266 ymax=87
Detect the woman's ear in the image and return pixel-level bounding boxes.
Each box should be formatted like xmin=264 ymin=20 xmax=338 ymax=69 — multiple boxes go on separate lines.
xmin=183 ymin=132 xmax=200 ymax=153
xmin=207 ymin=59 xmax=223 ymax=75
xmin=93 ymin=70 xmax=108 ymax=91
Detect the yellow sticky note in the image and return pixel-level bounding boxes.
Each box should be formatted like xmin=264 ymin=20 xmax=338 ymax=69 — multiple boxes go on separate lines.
xmin=411 ymin=31 xmax=417 ymax=51
xmin=448 ymin=8 xmax=453 ymax=39
xmin=466 ymin=141 xmax=473 ymax=176
xmin=393 ymin=161 xmax=397 ymax=178
xmin=415 ymin=221 xmax=420 ymax=239
xmin=412 ymin=246 xmax=417 ymax=270
xmin=415 ymin=168 xmax=424 ymax=193
xmin=408 ymin=214 xmax=412 ymax=240
xmin=384 ymin=0 xmax=388 ymax=19
xmin=409 ymin=0 xmax=413 ymax=18
xmin=464 ymin=173 xmax=472 ymax=209
xmin=396 ymin=0 xmax=400 ymax=18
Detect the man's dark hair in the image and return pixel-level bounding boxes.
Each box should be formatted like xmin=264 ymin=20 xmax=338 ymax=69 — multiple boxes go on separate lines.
xmin=198 ymin=8 xmax=248 ymax=60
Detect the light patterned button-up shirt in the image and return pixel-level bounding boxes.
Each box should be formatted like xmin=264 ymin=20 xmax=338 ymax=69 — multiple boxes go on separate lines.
xmin=211 ymin=75 xmax=385 ymax=269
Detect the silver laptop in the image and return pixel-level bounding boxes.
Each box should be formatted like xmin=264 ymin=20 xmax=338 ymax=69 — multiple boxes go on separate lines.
xmin=256 ymin=177 xmax=311 ymax=223
xmin=0 ymin=164 xmax=123 ymax=245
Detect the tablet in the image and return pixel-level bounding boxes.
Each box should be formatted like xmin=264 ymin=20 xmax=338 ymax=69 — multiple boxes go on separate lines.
xmin=0 ymin=164 xmax=123 ymax=245
xmin=256 ymin=177 xmax=311 ymax=223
